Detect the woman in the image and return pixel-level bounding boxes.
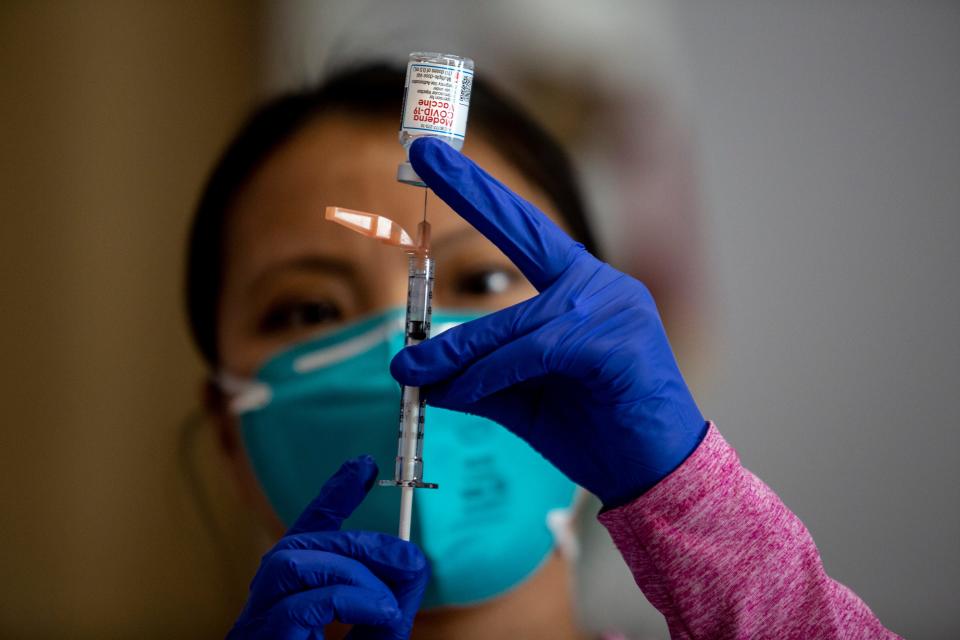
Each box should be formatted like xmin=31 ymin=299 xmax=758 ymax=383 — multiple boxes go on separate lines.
xmin=186 ymin=65 xmax=898 ymax=639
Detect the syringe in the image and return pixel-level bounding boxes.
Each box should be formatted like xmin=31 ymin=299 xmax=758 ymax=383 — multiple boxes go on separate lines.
xmin=379 ymin=218 xmax=437 ymax=541
xmin=323 ymin=205 xmax=440 ymax=541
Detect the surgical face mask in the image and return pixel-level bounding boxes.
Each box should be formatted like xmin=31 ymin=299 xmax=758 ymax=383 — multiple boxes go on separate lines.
xmin=220 ymin=307 xmax=577 ymax=608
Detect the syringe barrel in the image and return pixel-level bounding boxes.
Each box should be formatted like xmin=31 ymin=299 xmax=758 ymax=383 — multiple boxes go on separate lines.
xmin=394 ymin=253 xmax=434 ymax=485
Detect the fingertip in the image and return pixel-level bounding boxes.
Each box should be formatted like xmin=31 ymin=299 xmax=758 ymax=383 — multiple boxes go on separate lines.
xmin=341 ymin=454 xmax=378 ymax=485
xmin=389 ymin=349 xmax=419 ymax=385
xmin=388 ymin=349 xmax=408 ymax=377
xmin=409 ymin=137 xmax=468 ymax=194
xmin=365 ymin=591 xmax=402 ymax=625
xmin=409 ymin=136 xmax=453 ymax=171
xmin=387 ymin=536 xmax=428 ymax=568
xmin=405 ymin=541 xmax=429 ymax=575
xmin=353 ymin=453 xmax=377 ymax=468
xmin=355 ymin=454 xmax=379 ymax=491
xmin=383 ymin=601 xmax=402 ymax=621
xmin=288 ymin=456 xmax=380 ymax=534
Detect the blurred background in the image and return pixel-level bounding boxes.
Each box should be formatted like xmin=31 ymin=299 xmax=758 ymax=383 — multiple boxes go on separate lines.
xmin=1 ymin=1 xmax=957 ymax=638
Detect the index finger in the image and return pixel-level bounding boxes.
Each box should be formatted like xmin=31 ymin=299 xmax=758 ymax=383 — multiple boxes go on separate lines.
xmin=287 ymin=455 xmax=378 ymax=535
xmin=409 ymin=137 xmax=583 ymax=291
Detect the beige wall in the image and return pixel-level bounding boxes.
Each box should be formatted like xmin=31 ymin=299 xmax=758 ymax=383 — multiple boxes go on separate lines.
xmin=0 ymin=2 xmax=265 ymax=636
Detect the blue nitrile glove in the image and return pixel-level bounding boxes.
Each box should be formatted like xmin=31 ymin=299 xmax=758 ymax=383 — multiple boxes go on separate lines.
xmin=228 ymin=456 xmax=429 ymax=640
xmin=391 ymin=138 xmax=709 ymax=508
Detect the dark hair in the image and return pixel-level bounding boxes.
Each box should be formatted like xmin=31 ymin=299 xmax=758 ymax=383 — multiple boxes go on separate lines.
xmin=185 ymin=64 xmax=598 ymax=366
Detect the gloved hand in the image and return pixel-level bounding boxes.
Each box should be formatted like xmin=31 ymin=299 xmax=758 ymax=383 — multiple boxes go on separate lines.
xmin=391 ymin=137 xmax=709 ymax=508
xmin=228 ymin=456 xmax=429 ymax=639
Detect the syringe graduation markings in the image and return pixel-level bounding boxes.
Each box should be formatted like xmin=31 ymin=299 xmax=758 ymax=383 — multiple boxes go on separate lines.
xmin=323 ymin=203 xmax=438 ymax=541
xmin=384 ymin=191 xmax=437 ymax=541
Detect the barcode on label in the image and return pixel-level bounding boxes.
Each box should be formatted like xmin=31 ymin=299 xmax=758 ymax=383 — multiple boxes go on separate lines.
xmin=459 ymin=74 xmax=472 ymax=105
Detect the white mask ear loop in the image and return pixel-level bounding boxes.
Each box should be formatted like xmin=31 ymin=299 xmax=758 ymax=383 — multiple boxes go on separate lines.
xmin=546 ymin=487 xmax=588 ymax=561
xmin=212 ymin=313 xmax=407 ymax=417
xmin=214 ymin=371 xmax=272 ymax=415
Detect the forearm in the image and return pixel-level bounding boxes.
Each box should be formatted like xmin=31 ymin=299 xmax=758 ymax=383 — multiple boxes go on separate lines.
xmin=599 ymin=424 xmax=900 ymax=640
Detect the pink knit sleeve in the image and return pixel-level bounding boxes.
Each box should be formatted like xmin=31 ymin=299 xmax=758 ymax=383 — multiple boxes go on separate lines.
xmin=598 ymin=423 xmax=900 ymax=640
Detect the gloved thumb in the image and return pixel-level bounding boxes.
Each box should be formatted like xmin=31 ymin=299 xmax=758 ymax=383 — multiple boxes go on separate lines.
xmin=287 ymin=455 xmax=379 ymax=535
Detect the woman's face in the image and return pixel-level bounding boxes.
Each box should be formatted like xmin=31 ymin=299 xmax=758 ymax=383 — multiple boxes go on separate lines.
xmin=217 ymin=112 xmax=567 ymax=377
xmin=213 ymin=112 xmax=572 ymax=531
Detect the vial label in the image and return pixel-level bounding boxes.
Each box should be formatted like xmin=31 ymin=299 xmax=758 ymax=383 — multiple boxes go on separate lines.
xmin=401 ymin=61 xmax=473 ymax=141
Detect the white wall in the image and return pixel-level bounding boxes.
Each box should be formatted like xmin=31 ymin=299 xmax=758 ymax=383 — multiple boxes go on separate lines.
xmin=675 ymin=2 xmax=960 ymax=637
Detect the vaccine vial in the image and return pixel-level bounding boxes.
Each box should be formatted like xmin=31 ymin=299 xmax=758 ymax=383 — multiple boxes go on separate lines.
xmin=397 ymin=52 xmax=474 ymax=186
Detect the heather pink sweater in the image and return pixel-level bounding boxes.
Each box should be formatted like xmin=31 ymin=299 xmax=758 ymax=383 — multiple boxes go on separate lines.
xmin=598 ymin=424 xmax=901 ymax=639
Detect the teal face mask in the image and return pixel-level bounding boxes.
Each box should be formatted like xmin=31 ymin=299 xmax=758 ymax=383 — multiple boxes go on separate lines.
xmin=221 ymin=308 xmax=577 ymax=608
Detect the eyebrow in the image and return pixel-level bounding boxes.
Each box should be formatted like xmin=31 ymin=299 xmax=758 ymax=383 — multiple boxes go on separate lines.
xmin=249 ymin=255 xmax=358 ymax=293
xmin=431 ymin=227 xmax=482 ymax=251
xmin=249 ymin=228 xmax=483 ymax=293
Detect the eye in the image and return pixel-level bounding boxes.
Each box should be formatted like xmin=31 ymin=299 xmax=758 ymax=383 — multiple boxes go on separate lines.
xmin=453 ymin=267 xmax=518 ymax=296
xmin=259 ymin=299 xmax=343 ymax=335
